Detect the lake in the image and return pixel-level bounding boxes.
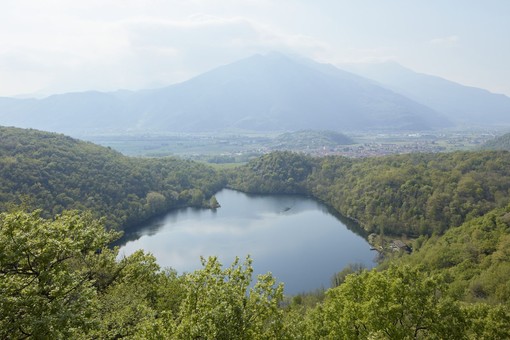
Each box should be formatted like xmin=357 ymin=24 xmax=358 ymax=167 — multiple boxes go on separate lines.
xmin=117 ymin=189 xmax=376 ymax=294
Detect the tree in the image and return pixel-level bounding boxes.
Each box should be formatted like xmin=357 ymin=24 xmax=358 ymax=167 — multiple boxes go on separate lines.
xmin=464 ymin=303 xmax=510 ymax=339
xmin=92 ymin=250 xmax=165 ymax=339
xmin=146 ymin=191 xmax=166 ymax=214
xmin=0 ymin=209 xmax=119 ymax=338
xmin=172 ymin=256 xmax=286 ymax=339
xmin=331 ymin=263 xmax=366 ymax=288
xmin=310 ymin=265 xmax=466 ymax=339
xmin=209 ymin=195 xmax=220 ymax=209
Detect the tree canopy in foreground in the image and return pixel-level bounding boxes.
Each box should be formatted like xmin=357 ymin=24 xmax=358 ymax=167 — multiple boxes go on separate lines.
xmin=1 ymin=208 xmax=510 ymax=339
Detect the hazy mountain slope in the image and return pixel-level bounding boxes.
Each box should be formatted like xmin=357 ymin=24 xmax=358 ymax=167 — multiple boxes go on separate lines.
xmin=344 ymin=62 xmax=510 ymax=126
xmin=133 ymin=53 xmax=448 ymax=132
xmin=0 ymin=53 xmax=452 ymax=135
xmin=0 ymin=91 xmax=135 ymax=135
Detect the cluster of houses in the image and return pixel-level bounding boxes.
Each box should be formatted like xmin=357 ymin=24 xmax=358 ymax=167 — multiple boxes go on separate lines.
xmin=368 ymin=233 xmax=412 ymax=253
xmin=389 ymin=240 xmax=412 ymax=253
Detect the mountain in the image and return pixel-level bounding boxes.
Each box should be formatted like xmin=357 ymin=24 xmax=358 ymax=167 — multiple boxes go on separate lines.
xmin=0 ymin=53 xmax=450 ymax=135
xmin=343 ymin=62 xmax=510 ymax=127
xmin=130 ymin=53 xmax=448 ymax=132
xmin=0 ymin=91 xmax=136 ymax=134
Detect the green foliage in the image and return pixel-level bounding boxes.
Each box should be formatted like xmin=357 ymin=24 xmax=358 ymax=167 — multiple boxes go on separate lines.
xmin=311 ymin=151 xmax=510 ymax=236
xmin=399 ymin=204 xmax=510 ymax=303
xmin=171 ymin=256 xmax=285 ymax=339
xmin=2 ymin=208 xmax=510 ymax=338
xmin=308 ymin=265 xmax=465 ymax=339
xmin=0 ymin=209 xmax=290 ymax=339
xmin=0 ymin=208 xmax=184 ymax=339
xmin=331 ymin=263 xmax=366 ymax=287
xmin=230 ymin=150 xmax=510 ymax=236
xmin=272 ymin=130 xmax=353 ymax=149
xmin=0 ymin=126 xmax=226 ymax=230
xmin=463 ymin=303 xmax=510 ymax=339
xmin=209 ymin=195 xmax=220 ymax=208
xmin=4 ymin=127 xmax=510 ymax=338
xmin=91 ymin=250 xmax=167 ymax=339
xmin=0 ymin=209 xmax=118 ymax=338
xmin=228 ymin=151 xmax=315 ymax=194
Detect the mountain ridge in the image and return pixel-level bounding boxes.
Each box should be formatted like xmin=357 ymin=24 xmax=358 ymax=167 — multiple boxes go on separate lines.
xmin=6 ymin=52 xmax=510 ymax=135
xmin=138 ymin=53 xmax=450 ymax=132
xmin=343 ymin=61 xmax=510 ymax=126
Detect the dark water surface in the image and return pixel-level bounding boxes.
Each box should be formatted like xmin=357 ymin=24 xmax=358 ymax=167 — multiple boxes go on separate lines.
xmin=117 ymin=189 xmax=375 ymax=294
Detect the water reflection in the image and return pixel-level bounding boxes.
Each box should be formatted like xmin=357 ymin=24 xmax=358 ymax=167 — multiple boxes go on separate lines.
xmin=117 ymin=189 xmax=375 ymax=294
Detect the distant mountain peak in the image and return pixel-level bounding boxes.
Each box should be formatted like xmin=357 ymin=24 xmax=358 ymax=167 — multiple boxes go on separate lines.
xmin=344 ymin=61 xmax=510 ymax=126
xmin=264 ymin=50 xmax=290 ymax=58
xmin=8 ymin=52 xmax=503 ymax=135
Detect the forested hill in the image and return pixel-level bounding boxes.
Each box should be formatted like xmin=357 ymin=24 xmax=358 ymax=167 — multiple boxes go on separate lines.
xmin=0 ymin=126 xmax=226 ymax=229
xmin=272 ymin=130 xmax=353 ymax=150
xmin=398 ymin=204 xmax=510 ymax=304
xmin=482 ymin=132 xmax=510 ymax=151
xmin=228 ymin=151 xmax=510 ymax=236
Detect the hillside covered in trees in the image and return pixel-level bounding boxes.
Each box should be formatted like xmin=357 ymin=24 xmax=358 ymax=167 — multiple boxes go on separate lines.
xmin=397 ymin=204 xmax=510 ymax=304
xmin=482 ymin=132 xmax=510 ymax=151
xmin=0 ymin=126 xmax=225 ymax=229
xmin=5 ymin=126 xmax=510 ymax=238
xmin=229 ymin=151 xmax=510 ymax=236
xmin=271 ymin=130 xmax=354 ymax=150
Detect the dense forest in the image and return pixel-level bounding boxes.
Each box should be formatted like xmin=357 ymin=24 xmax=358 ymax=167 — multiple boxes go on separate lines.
xmin=229 ymin=151 xmax=510 ymax=236
xmin=0 ymin=126 xmax=226 ymax=230
xmin=2 ymin=126 xmax=510 ymax=338
xmin=397 ymin=204 xmax=510 ymax=304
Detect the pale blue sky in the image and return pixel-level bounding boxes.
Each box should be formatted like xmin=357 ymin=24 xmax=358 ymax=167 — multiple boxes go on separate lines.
xmin=1 ymin=0 xmax=508 ymax=97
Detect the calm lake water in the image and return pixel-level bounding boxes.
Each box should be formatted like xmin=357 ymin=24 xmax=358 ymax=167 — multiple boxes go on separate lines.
xmin=117 ymin=189 xmax=375 ymax=294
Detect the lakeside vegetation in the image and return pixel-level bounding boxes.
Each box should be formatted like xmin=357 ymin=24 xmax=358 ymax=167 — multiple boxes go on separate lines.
xmin=229 ymin=150 xmax=510 ymax=236
xmin=0 ymin=126 xmax=226 ymax=230
xmin=2 ymin=208 xmax=509 ymax=338
xmin=1 ymin=126 xmax=510 ymax=338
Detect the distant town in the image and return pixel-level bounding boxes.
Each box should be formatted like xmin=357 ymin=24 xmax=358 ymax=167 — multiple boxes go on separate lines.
xmin=87 ymin=129 xmax=501 ymax=163
xmin=295 ymin=132 xmax=495 ymax=158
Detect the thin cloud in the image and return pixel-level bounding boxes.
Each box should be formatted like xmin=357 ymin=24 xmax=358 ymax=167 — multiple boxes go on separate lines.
xmin=429 ymin=35 xmax=459 ymax=45
xmin=1 ymin=1 xmax=508 ymax=96
xmin=123 ymin=15 xmax=327 ymax=53
xmin=116 ymin=14 xmax=330 ymax=87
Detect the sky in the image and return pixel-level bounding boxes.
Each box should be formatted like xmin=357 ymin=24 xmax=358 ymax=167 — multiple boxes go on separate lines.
xmin=1 ymin=0 xmax=509 ymax=97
